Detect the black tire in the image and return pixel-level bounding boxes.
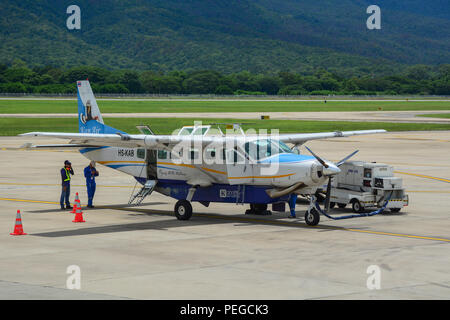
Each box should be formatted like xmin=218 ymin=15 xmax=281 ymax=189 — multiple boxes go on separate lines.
xmin=329 ymin=202 xmax=336 ymax=209
xmin=305 ymin=208 xmax=320 ymax=226
xmin=338 ymin=203 xmax=347 ymax=209
xmin=390 ymin=208 xmax=401 ymax=213
xmin=250 ymin=203 xmax=267 ymax=212
xmin=175 ymin=200 xmax=193 ymax=220
xmin=351 ymin=199 xmax=363 ymax=213
xmin=254 ymin=204 xmax=268 ymax=211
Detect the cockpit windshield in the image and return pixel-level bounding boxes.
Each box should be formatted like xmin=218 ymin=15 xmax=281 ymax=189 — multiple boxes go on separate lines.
xmin=244 ymin=139 xmax=293 ymax=160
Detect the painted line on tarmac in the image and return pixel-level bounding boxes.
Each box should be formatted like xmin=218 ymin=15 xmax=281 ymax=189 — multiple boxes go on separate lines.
xmin=406 ymin=190 xmax=450 ymax=193
xmin=0 ymin=196 xmax=449 ymax=243
xmin=0 ymin=182 xmax=132 ymax=188
xmin=193 ymin=212 xmax=450 ymax=243
xmin=0 ymin=197 xmax=58 ymax=205
xmin=395 ymin=171 xmax=450 ymax=183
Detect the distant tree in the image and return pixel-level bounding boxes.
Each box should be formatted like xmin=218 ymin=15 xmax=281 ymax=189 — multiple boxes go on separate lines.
xmin=0 ymin=64 xmax=7 ymax=75
xmin=302 ymin=77 xmax=322 ymax=92
xmin=278 ymin=71 xmax=299 ymax=86
xmin=432 ymin=79 xmax=450 ymax=95
xmin=4 ymin=67 xmax=33 ymax=83
xmin=343 ymin=79 xmax=359 ymax=92
xmin=120 ymin=71 xmax=143 ymax=93
xmin=61 ymin=66 xmax=110 ymax=84
xmin=319 ymin=77 xmax=341 ymax=91
xmin=256 ymin=76 xmax=281 ymax=95
xmin=406 ymin=65 xmax=433 ymax=80
xmin=438 ymin=64 xmax=450 ymax=80
xmin=0 ymin=82 xmax=27 ymax=93
xmin=182 ymin=71 xmax=221 ymax=94
xmin=215 ymin=85 xmax=234 ymax=95
xmin=278 ymin=84 xmax=307 ymax=95
xmin=97 ymin=84 xmax=130 ymax=94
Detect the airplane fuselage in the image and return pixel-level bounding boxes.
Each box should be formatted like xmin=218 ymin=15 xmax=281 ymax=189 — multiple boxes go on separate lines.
xmin=79 ymin=142 xmax=332 ymax=205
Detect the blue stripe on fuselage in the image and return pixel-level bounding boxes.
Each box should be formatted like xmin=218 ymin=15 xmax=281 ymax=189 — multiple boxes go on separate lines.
xmin=258 ymin=153 xmax=315 ymax=164
xmin=106 ymin=164 xmax=145 ymax=169
xmin=79 ymin=146 xmax=110 ymax=154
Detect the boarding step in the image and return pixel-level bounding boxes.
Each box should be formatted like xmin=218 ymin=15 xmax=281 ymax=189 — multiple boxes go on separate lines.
xmin=128 ymin=180 xmax=157 ymax=205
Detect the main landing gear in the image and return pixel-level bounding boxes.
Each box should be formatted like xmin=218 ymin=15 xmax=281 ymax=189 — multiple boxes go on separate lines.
xmin=245 ymin=204 xmax=272 ymax=215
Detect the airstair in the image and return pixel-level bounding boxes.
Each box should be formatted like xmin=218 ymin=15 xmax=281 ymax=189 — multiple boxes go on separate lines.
xmin=128 ymin=180 xmax=157 ymax=205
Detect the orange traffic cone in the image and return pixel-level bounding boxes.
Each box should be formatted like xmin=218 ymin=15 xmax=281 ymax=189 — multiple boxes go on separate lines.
xmin=71 ymin=193 xmax=80 ymax=213
xmin=10 ymin=210 xmax=27 ymax=235
xmin=72 ymin=205 xmax=85 ymax=223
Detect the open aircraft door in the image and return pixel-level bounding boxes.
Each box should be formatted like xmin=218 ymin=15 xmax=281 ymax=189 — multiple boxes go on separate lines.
xmin=225 ymin=148 xmax=254 ymax=185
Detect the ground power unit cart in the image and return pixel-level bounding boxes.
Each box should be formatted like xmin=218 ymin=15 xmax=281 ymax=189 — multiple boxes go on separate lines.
xmin=327 ymin=161 xmax=409 ymax=213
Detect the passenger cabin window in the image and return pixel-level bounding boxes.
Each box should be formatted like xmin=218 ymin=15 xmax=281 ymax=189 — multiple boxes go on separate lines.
xmin=189 ymin=149 xmax=199 ymax=160
xmin=137 ymin=148 xmax=146 ymax=159
xmin=157 ymin=150 xmax=167 ymax=160
xmin=205 ymin=148 xmax=216 ymax=159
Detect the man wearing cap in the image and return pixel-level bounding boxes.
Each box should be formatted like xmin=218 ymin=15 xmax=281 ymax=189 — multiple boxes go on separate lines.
xmin=60 ymin=160 xmax=74 ymax=210
xmin=84 ymin=161 xmax=99 ymax=208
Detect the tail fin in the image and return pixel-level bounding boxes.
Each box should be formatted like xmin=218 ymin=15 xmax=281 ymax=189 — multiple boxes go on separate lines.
xmin=77 ymin=80 xmax=124 ymax=134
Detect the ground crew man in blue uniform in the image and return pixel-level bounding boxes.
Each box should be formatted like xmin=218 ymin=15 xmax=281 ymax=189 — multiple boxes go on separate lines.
xmin=84 ymin=161 xmax=99 ymax=208
xmin=60 ymin=160 xmax=74 ymax=210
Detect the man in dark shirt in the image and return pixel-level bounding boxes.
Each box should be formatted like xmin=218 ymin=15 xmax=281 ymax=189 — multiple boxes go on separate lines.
xmin=84 ymin=160 xmax=99 ymax=208
xmin=60 ymin=160 xmax=74 ymax=210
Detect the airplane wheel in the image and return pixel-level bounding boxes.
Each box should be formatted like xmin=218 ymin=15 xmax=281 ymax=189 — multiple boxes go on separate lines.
xmin=305 ymin=208 xmax=320 ymax=226
xmin=248 ymin=204 xmax=270 ymax=215
xmin=175 ymin=200 xmax=193 ymax=220
xmin=252 ymin=204 xmax=267 ymax=212
xmin=390 ymin=208 xmax=401 ymax=213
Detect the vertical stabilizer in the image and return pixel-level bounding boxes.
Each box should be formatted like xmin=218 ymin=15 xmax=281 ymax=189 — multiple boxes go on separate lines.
xmin=77 ymin=80 xmax=124 ymax=134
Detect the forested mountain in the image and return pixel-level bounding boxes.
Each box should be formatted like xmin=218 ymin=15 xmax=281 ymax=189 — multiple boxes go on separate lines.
xmin=0 ymin=0 xmax=449 ymax=75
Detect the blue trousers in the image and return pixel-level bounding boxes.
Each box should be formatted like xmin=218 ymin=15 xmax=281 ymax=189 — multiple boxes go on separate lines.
xmin=60 ymin=184 xmax=70 ymax=208
xmin=86 ymin=182 xmax=96 ymax=206
xmin=288 ymin=194 xmax=298 ymax=217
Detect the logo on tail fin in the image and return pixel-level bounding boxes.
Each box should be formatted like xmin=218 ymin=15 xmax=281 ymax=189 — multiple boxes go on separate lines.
xmin=80 ymin=99 xmax=99 ymax=125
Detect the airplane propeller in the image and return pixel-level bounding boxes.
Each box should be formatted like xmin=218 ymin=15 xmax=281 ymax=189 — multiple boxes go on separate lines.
xmin=304 ymin=146 xmax=359 ymax=212
xmin=303 ymin=146 xmax=329 ymax=168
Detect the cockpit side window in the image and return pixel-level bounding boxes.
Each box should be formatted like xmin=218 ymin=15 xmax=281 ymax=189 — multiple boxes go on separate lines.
xmin=244 ymin=139 xmax=292 ymax=160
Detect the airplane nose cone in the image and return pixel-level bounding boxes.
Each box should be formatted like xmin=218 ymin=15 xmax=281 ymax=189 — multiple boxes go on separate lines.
xmin=323 ymin=163 xmax=341 ymax=176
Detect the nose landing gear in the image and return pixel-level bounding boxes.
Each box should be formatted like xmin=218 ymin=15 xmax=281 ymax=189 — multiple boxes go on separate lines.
xmin=305 ymin=194 xmax=320 ymax=226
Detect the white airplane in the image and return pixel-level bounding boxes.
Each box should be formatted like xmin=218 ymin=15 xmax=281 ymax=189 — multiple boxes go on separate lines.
xmin=22 ymin=80 xmax=386 ymax=226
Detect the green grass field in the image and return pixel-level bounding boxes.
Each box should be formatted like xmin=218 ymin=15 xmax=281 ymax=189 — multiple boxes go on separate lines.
xmin=416 ymin=113 xmax=450 ymax=119
xmin=2 ymin=117 xmax=450 ymax=136
xmin=0 ymin=99 xmax=449 ymax=114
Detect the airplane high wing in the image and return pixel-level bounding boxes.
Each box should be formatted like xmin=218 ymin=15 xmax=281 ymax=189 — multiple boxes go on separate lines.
xmin=21 ymin=129 xmax=386 ymax=149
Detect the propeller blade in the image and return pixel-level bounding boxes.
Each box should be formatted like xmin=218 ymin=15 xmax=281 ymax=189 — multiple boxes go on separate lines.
xmin=324 ymin=178 xmax=332 ymax=212
xmin=336 ymin=150 xmax=359 ymax=167
xmin=304 ymin=146 xmax=329 ymax=168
